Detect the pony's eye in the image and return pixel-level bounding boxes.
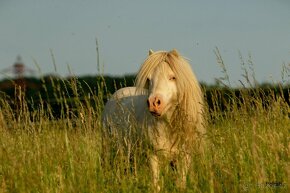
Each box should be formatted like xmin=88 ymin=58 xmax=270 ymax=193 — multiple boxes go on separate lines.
xmin=169 ymin=76 xmax=176 ymax=81
xmin=145 ymin=78 xmax=151 ymax=88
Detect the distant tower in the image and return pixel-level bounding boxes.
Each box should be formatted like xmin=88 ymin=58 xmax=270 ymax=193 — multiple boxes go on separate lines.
xmin=0 ymin=55 xmax=35 ymax=78
xmin=0 ymin=55 xmax=38 ymax=94
xmin=13 ymin=55 xmax=25 ymax=78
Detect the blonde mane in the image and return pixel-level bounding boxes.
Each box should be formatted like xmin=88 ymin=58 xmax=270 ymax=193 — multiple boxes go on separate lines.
xmin=135 ymin=50 xmax=205 ymax=143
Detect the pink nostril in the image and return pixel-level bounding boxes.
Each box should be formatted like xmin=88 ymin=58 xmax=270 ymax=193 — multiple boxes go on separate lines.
xmin=148 ymin=95 xmax=163 ymax=111
xmin=155 ymin=99 xmax=161 ymax=106
xmin=153 ymin=97 xmax=161 ymax=108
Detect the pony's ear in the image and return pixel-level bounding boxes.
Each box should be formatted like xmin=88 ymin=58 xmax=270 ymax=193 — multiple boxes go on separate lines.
xmin=149 ymin=49 xmax=154 ymax=55
xmin=170 ymin=49 xmax=179 ymax=57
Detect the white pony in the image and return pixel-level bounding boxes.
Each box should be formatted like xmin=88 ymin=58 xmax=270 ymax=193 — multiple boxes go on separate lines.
xmin=102 ymin=49 xmax=205 ymax=190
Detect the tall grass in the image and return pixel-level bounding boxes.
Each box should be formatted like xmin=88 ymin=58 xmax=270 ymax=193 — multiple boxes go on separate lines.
xmin=0 ymin=51 xmax=289 ymax=193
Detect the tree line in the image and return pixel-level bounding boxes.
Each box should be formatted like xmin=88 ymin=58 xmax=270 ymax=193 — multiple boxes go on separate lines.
xmin=0 ymin=75 xmax=289 ymax=118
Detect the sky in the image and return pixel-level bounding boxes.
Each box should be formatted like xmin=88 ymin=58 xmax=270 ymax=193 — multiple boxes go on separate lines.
xmin=0 ymin=0 xmax=290 ymax=85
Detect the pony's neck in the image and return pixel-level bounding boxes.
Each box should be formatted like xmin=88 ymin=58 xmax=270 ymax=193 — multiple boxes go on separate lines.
xmin=162 ymin=104 xmax=179 ymax=123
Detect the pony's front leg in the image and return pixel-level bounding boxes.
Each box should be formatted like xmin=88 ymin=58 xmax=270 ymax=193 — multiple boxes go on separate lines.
xmin=150 ymin=154 xmax=160 ymax=192
xmin=176 ymin=153 xmax=191 ymax=189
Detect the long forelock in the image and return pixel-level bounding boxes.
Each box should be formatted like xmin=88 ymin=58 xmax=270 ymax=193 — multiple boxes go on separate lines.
xmin=135 ymin=51 xmax=168 ymax=89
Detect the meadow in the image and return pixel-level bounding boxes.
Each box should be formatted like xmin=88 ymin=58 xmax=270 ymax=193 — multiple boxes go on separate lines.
xmin=0 ymin=54 xmax=289 ymax=193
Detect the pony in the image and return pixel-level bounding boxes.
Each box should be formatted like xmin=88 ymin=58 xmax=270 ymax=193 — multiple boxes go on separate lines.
xmin=102 ymin=49 xmax=205 ymax=190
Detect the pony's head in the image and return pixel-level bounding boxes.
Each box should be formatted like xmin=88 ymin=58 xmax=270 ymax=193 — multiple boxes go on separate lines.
xmin=135 ymin=49 xmax=204 ymax=135
xmin=135 ymin=50 xmax=179 ymax=118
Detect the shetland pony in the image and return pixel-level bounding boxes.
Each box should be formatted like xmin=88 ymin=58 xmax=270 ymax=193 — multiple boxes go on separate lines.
xmin=102 ymin=49 xmax=205 ymax=190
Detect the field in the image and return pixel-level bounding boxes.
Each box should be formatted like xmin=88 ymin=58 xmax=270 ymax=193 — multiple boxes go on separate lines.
xmin=0 ymin=60 xmax=289 ymax=192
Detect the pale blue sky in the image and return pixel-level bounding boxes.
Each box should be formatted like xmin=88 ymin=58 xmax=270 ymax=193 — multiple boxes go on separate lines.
xmin=1 ymin=0 xmax=290 ymax=84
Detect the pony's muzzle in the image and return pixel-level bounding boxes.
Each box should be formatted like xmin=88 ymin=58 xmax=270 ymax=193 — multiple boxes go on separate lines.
xmin=147 ymin=95 xmax=163 ymax=116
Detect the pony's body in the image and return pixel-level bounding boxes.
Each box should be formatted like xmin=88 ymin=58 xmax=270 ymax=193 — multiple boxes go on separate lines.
xmin=102 ymin=50 xmax=205 ymax=190
xmin=103 ymin=87 xmax=180 ymax=155
xmin=102 ymin=87 xmax=150 ymax=134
